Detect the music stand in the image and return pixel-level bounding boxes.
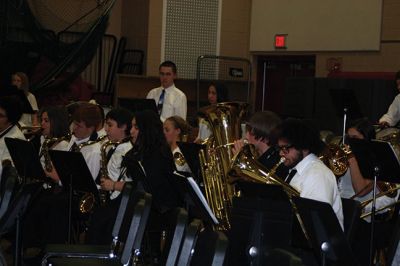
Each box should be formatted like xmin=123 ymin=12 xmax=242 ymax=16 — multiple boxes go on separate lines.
xmin=117 ymin=97 xmax=158 ymax=115
xmin=49 ymin=150 xmax=99 ymax=243
xmin=176 ymin=142 xmax=206 ymax=183
xmin=170 ymin=171 xmax=218 ymax=226
xmin=228 ymin=182 xmax=297 ymax=266
xmin=347 ymin=138 xmax=400 ymax=266
xmin=4 ymin=138 xmax=46 ymax=183
xmin=293 ymin=197 xmax=359 ymax=266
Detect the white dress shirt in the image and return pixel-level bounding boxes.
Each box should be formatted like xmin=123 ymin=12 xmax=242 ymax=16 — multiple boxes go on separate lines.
xmin=67 ymin=135 xmax=101 ymax=181
xmin=19 ymin=92 xmax=39 ymax=127
xmin=146 ymin=84 xmax=187 ymax=122
xmin=379 ymin=93 xmax=400 ymax=126
xmin=339 ymin=169 xmax=398 ymax=222
xmin=290 ymin=153 xmax=344 ymax=229
xmin=197 ymin=118 xmax=212 ymax=142
xmin=107 ymin=141 xmax=133 ymax=200
xmin=0 ymin=125 xmax=26 ymax=179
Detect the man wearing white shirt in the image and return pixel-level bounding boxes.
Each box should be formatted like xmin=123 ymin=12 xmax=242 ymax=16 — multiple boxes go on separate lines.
xmin=277 ymin=118 xmax=344 ymax=229
xmin=146 ymin=61 xmax=187 ymax=122
xmin=379 ymin=71 xmax=400 ymax=127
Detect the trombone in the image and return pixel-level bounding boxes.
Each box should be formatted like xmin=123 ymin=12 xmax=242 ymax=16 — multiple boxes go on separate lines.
xmin=359 ymin=184 xmax=400 ymax=219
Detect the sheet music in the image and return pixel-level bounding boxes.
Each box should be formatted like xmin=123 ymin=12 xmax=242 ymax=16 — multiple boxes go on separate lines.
xmin=187 ymin=177 xmax=219 ymax=225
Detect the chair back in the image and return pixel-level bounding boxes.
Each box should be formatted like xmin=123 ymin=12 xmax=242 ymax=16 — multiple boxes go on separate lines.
xmin=120 ymin=192 xmax=152 ymax=266
xmin=211 ymin=232 xmax=228 ymax=266
xmin=177 ymin=219 xmax=202 ymax=266
xmin=0 ymin=164 xmax=20 ymax=219
xmin=166 ymin=208 xmax=189 ymax=266
xmin=0 ymin=182 xmax=43 ymax=236
xmin=109 ymin=182 xmax=133 ymax=257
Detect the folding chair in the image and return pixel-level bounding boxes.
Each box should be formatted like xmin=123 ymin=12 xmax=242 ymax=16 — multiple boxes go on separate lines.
xmin=176 ymin=219 xmax=202 ymax=266
xmin=42 ymin=184 xmax=152 ymax=266
xmin=165 ymin=208 xmax=189 ymax=266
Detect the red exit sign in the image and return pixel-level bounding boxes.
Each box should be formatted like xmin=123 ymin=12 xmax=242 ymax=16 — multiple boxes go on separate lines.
xmin=275 ymin=34 xmax=287 ymax=49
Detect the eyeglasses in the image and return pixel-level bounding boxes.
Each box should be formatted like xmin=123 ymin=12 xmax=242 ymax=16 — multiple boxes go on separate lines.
xmin=278 ymin=144 xmax=294 ymax=154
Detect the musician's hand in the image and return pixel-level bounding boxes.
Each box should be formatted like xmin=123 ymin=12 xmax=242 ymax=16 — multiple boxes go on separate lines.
xmin=100 ymin=177 xmax=115 ymax=191
xmin=232 ymin=139 xmax=245 ymax=155
xmin=379 ymin=121 xmax=390 ymax=128
xmin=45 ymin=168 xmax=60 ymax=182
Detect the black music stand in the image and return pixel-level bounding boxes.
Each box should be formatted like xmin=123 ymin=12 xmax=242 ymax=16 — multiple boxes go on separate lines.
xmin=49 ymin=150 xmax=99 ymax=243
xmin=176 ymin=142 xmax=206 ymax=183
xmin=4 ymin=137 xmax=46 ymax=183
xmin=170 ymin=171 xmax=218 ymax=227
xmin=117 ymin=97 xmax=158 ymax=115
xmin=227 ymin=182 xmax=299 ymax=266
xmin=293 ymin=197 xmax=359 ymax=266
xmin=347 ymin=138 xmax=400 ymax=266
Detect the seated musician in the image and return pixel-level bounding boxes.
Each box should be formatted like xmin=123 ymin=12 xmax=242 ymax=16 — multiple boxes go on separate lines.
xmin=0 ymin=96 xmax=25 ymax=178
xmin=23 ymin=103 xmax=105 ymax=251
xmin=233 ymin=111 xmax=288 ymax=179
xmin=66 ymin=103 xmax=103 ymax=180
xmin=163 ymin=115 xmax=192 ymax=172
xmin=379 ymin=70 xmax=400 ymax=127
xmin=195 ymin=82 xmax=228 ymax=143
xmin=86 ymin=107 xmax=133 ymax=244
xmin=277 ymin=118 xmax=344 ymax=228
xmin=339 ymin=118 xmax=398 ymax=265
xmin=38 ymin=106 xmax=70 ymax=178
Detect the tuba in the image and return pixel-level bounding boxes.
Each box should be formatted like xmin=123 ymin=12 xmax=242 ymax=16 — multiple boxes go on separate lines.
xmin=198 ymin=102 xmax=249 ymax=230
xmin=229 ymin=144 xmax=300 ymax=198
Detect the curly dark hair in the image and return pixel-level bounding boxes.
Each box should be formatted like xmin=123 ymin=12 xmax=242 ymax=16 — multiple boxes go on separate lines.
xmin=0 ymin=96 xmax=22 ymax=125
xmin=278 ymin=118 xmax=324 ymax=154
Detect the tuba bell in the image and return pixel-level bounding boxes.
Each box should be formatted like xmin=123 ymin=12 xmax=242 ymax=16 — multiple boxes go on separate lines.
xmin=229 ymin=144 xmax=300 ymax=198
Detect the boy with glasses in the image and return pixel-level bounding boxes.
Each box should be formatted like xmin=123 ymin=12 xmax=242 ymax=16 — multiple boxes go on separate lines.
xmin=277 ymin=118 xmax=344 ymax=228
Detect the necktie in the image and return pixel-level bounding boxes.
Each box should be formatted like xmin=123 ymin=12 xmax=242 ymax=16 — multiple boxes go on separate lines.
xmin=70 ymin=142 xmax=79 ymax=152
xmin=285 ymin=169 xmax=297 ymax=184
xmin=157 ymin=89 xmax=166 ymax=115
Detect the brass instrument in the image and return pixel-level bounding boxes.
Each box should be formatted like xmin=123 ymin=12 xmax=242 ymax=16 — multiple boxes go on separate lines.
xmin=358 ymin=183 xmax=400 ymax=219
xmin=40 ymin=135 xmax=71 ymax=172
xmin=198 ymin=102 xmax=249 ymax=230
xmin=319 ymin=143 xmax=352 ymax=177
xmin=229 ymin=144 xmax=300 ymax=197
xmin=76 ymin=138 xmax=103 ymax=214
xmin=173 ymin=152 xmax=186 ymax=167
xmin=99 ymin=139 xmax=125 ymax=205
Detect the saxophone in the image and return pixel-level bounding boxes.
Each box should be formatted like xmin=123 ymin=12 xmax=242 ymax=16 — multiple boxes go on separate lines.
xmin=99 ymin=137 xmax=131 ymax=204
xmin=40 ymin=135 xmax=71 ymax=172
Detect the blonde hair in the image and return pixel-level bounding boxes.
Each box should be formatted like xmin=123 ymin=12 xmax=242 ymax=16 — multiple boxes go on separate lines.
xmin=13 ymin=72 xmax=30 ymax=94
xmin=165 ymin=116 xmax=191 ymax=142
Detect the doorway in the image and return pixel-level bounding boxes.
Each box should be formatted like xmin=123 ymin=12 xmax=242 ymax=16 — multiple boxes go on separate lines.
xmin=255 ymin=55 xmax=316 ymax=114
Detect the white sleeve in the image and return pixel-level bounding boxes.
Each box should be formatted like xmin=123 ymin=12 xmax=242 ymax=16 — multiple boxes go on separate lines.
xmin=176 ymin=93 xmax=187 ymax=120
xmin=27 ymin=93 xmax=39 ymax=111
xmin=146 ymin=88 xmax=155 ymax=100
xmin=379 ymin=94 xmax=400 ymax=126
